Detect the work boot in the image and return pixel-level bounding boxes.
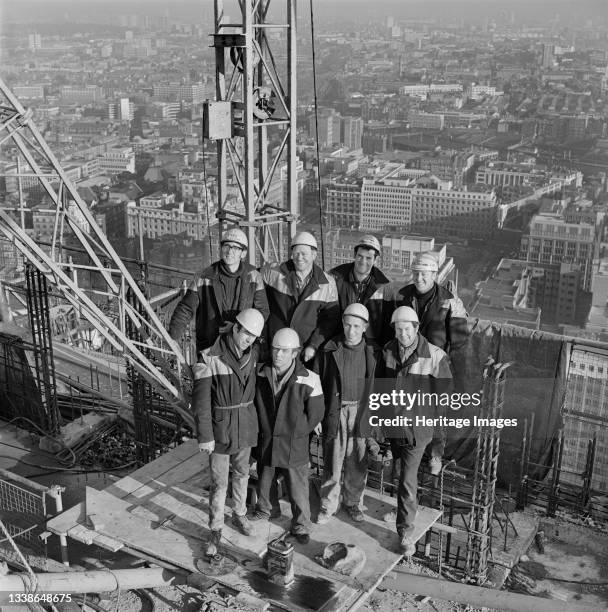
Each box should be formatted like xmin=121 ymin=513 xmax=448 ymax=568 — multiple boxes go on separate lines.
xmin=343 ymin=504 xmax=364 ymax=522
xmin=398 ymin=530 xmax=416 ymax=556
xmin=206 ymin=530 xmax=222 ymax=556
xmin=429 ymin=456 xmax=442 ymax=476
xmin=315 ymin=509 xmax=333 ymax=524
xmin=232 ymin=513 xmax=254 ymax=536
xmin=250 ymin=506 xmax=282 ymax=521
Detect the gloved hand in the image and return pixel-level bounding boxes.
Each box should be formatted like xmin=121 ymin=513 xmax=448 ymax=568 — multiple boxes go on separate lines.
xmin=379 ymin=441 xmax=393 ymax=463
xmin=302 ymin=346 xmax=316 ymax=363
xmin=366 ymin=438 xmax=381 ymax=460
xmin=198 ymin=441 xmax=215 ymax=454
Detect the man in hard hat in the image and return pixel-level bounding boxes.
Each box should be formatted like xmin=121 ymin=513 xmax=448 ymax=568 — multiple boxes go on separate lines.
xmin=379 ymin=306 xmax=453 ymax=556
xmin=250 ymin=327 xmax=324 ymax=544
xmin=329 ymin=235 xmax=390 ymax=346
xmin=169 ymin=226 xmax=269 ymax=355
xmin=383 ymin=251 xmax=469 ymax=473
xmin=192 ymin=308 xmax=265 ymax=556
xmin=314 ymin=303 xmax=379 ymax=524
xmin=383 ymin=251 xmax=468 ymax=357
xmin=261 ymin=231 xmax=340 ymax=364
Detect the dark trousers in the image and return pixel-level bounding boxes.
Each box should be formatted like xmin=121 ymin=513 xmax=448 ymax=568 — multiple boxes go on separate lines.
xmin=390 ymin=439 xmax=428 ymax=536
xmin=256 ymin=463 xmax=312 ymax=535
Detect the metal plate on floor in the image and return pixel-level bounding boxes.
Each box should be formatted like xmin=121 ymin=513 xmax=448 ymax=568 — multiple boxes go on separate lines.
xmin=194 ymin=553 xmax=238 ymax=576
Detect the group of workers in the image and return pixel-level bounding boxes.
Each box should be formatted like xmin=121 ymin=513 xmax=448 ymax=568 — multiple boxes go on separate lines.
xmin=168 ymin=227 xmax=469 ymax=557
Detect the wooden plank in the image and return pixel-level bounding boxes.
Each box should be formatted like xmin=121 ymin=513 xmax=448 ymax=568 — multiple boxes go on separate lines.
xmin=130 ymin=490 xmax=286 ymax=558
xmin=90 ymin=533 xmax=125 ymax=553
xmin=104 ymin=440 xmax=200 ymax=499
xmin=109 ymin=453 xmax=210 ymax=508
xmin=47 ymin=502 xmax=86 ymax=537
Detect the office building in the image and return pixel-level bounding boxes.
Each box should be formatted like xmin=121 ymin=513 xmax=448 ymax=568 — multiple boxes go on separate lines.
xmin=520 ymin=215 xmax=596 ymax=291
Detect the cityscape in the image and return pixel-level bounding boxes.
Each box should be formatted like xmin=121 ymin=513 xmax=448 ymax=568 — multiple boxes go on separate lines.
xmin=1 ymin=1 xmax=608 ymax=610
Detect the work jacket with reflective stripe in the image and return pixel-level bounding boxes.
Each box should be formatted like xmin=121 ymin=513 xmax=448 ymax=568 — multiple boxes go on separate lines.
xmin=313 ymin=336 xmax=379 ymax=440
xmin=261 ymin=261 xmax=340 ymax=350
xmin=254 ymin=361 xmax=324 ymax=468
xmin=329 ymin=263 xmax=389 ymax=344
xmin=191 ymin=333 xmax=259 ymax=454
xmin=377 ymin=335 xmax=453 ymax=447
xmin=382 ymin=282 xmax=469 ymax=353
xmin=169 ymin=260 xmax=269 ymax=354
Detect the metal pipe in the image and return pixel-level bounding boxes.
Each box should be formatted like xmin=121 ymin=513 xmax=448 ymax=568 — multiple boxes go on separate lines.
xmin=389 ymin=569 xmax=598 ymax=612
xmin=0 ymin=568 xmax=185 ymax=597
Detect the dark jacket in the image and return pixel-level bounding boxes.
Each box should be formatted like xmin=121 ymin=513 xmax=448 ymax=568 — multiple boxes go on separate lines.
xmin=329 ymin=263 xmax=390 ymax=344
xmin=191 ymin=333 xmax=259 ymax=454
xmin=377 ymin=335 xmax=453 ymax=447
xmin=169 ymin=260 xmax=269 ymax=354
xmin=382 ymin=282 xmax=469 ymax=353
xmin=261 ymin=260 xmax=340 ymax=350
xmin=254 ymin=361 xmax=324 ymax=468
xmin=313 ymin=336 xmax=378 ymax=440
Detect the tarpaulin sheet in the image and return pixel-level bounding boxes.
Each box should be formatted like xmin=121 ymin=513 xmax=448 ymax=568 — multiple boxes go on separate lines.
xmin=448 ymin=319 xmax=570 ymax=487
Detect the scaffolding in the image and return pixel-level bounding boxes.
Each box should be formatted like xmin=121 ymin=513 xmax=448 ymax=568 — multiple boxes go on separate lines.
xmin=125 ymin=265 xmax=188 ymax=464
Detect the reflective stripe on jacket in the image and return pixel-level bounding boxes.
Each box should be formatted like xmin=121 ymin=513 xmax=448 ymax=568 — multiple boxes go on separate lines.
xmin=261 ymin=260 xmax=340 ymax=350
xmin=169 ymin=260 xmax=269 ymax=353
xmin=191 ymin=334 xmax=259 ymax=453
xmin=254 ymin=361 xmax=324 ymax=467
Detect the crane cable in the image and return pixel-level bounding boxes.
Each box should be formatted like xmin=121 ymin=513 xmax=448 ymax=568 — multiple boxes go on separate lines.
xmin=309 ymin=0 xmax=325 ymax=268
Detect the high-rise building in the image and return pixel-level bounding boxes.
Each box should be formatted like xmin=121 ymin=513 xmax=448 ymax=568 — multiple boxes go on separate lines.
xmin=340 ymin=116 xmax=363 ymax=150
xmin=118 ymin=98 xmax=134 ymax=121
xmin=360 ymin=176 xmax=414 ymax=231
xmin=308 ymin=110 xmax=338 ymax=148
xmin=410 ymin=186 xmax=498 ymax=240
xmin=520 ymin=215 xmax=596 ymax=291
xmin=562 ymin=346 xmax=608 ymax=493
xmin=28 ymin=33 xmax=42 ymax=51
xmin=541 ymin=43 xmax=554 ymax=69
xmin=325 ymin=177 xmax=362 ymax=229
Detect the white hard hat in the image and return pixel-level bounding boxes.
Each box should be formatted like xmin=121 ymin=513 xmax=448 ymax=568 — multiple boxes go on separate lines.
xmin=235 ymin=308 xmax=264 ymax=336
xmin=271 ymin=328 xmax=301 ymax=349
xmin=343 ymin=303 xmax=369 ymax=323
xmin=221 ymin=227 xmax=248 ymax=249
xmin=355 ymin=234 xmax=381 ymax=255
xmin=391 ymin=306 xmax=419 ymax=326
xmin=291 ymin=231 xmax=318 ymax=250
xmin=411 ymin=252 xmax=438 ymax=272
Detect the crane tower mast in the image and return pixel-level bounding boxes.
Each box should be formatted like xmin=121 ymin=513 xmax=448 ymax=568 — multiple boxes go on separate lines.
xmin=210 ymin=0 xmax=298 ymax=264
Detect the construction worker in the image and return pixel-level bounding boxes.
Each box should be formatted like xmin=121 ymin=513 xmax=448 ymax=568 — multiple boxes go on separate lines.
xmin=378 ymin=306 xmax=453 ymax=556
xmin=329 ymin=235 xmax=389 ymax=346
xmin=192 ymin=308 xmax=265 ymax=556
xmin=383 ymin=251 xmax=468 ymax=356
xmin=314 ymin=303 xmax=378 ymax=524
xmin=261 ymin=231 xmax=340 ymax=364
xmin=168 ymin=227 xmax=269 ymax=355
xmin=250 ymin=328 xmax=324 ymax=544
xmin=383 ymin=251 xmax=469 ymax=473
